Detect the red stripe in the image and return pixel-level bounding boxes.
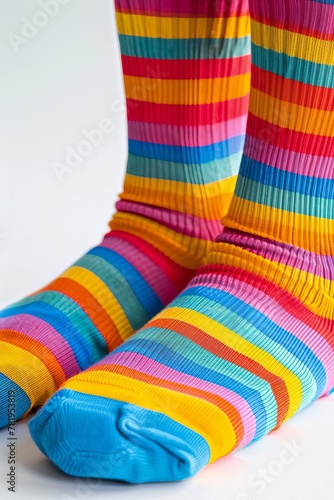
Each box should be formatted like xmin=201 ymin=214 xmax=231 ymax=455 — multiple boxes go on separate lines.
xmin=115 ymin=0 xmax=249 ymax=18
xmin=149 ymin=316 xmax=289 ymax=427
xmin=105 ymin=231 xmax=194 ymax=288
xmin=196 ymin=265 xmax=334 ymax=349
xmin=252 ymin=66 xmax=334 ymax=111
xmin=121 ymin=54 xmax=251 ymax=80
xmin=127 ymin=95 xmax=250 ymax=126
xmin=251 ymin=13 xmax=334 ymax=41
xmin=247 ymin=114 xmax=334 ymax=157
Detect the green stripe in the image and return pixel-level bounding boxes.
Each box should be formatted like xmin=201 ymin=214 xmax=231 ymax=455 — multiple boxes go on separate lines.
xmin=13 ymin=292 xmax=107 ymax=361
xmin=136 ymin=327 xmax=277 ymax=434
xmin=174 ymin=293 xmax=317 ymax=405
xmin=235 ymin=176 xmax=333 ymax=218
xmin=119 ymin=35 xmax=251 ymax=60
xmin=253 ymin=44 xmax=334 ymax=88
xmin=126 ymin=152 xmax=241 ymax=184
xmin=76 ymin=254 xmax=150 ymax=331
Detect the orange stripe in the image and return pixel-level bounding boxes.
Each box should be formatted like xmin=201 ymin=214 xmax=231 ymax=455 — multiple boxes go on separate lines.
xmin=0 ymin=329 xmax=66 ymax=388
xmin=39 ymin=278 xmax=124 ymax=350
xmin=149 ymin=317 xmax=289 ymax=426
xmin=93 ymin=364 xmax=245 ymax=447
xmin=252 ymin=66 xmax=334 ymax=111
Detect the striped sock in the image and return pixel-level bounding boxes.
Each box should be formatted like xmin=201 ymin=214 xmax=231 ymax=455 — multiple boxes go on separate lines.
xmin=0 ymin=0 xmax=250 ymax=427
xmin=29 ymin=0 xmax=334 ymax=484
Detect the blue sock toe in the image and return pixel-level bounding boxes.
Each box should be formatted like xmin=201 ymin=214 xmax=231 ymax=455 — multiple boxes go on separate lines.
xmin=0 ymin=374 xmax=31 ymax=429
xmin=29 ymin=389 xmax=210 ymax=483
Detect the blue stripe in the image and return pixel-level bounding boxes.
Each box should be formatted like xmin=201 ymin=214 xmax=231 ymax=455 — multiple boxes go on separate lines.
xmin=179 ymin=286 xmax=326 ymax=402
xmin=115 ymin=334 xmax=270 ymax=441
xmin=0 ymin=303 xmax=95 ymax=370
xmin=239 ymin=157 xmax=334 ymax=199
xmin=129 ymin=135 xmax=245 ymax=164
xmin=9 ymin=291 xmax=108 ymax=361
xmin=76 ymin=254 xmax=149 ymax=331
xmin=88 ymin=247 xmax=163 ymax=315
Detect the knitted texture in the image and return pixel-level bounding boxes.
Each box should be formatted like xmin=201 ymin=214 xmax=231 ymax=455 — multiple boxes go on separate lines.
xmin=0 ymin=0 xmax=250 ymax=427
xmin=29 ymin=0 xmax=334 ymax=484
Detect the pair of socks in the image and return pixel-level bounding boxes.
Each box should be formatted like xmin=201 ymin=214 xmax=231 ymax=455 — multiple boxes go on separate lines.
xmin=2 ymin=0 xmax=334 ymax=484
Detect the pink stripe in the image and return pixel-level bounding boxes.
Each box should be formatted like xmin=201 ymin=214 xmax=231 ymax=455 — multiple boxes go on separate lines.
xmin=245 ymin=136 xmax=334 ymax=179
xmin=115 ymin=0 xmax=249 ymax=17
xmin=0 ymin=315 xmax=79 ymax=378
xmin=251 ymin=0 xmax=334 ymax=37
xmin=103 ymin=351 xmax=256 ymax=446
xmin=100 ymin=235 xmax=178 ymax=303
xmin=128 ymin=116 xmax=247 ymax=148
xmin=193 ymin=276 xmax=334 ymax=394
xmin=219 ymin=229 xmax=334 ymax=280
xmin=115 ymin=200 xmax=223 ymax=240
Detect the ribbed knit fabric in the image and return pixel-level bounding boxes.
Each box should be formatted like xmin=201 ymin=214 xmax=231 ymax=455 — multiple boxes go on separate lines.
xmin=0 ymin=1 xmax=251 ymax=428
xmin=112 ymin=0 xmax=251 ymax=265
xmin=29 ymin=0 xmax=334 ymax=484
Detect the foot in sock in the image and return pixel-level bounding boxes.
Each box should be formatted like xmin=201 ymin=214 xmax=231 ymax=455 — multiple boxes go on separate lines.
xmin=29 ymin=0 xmax=334 ymax=483
xmin=0 ymin=0 xmax=251 ymax=427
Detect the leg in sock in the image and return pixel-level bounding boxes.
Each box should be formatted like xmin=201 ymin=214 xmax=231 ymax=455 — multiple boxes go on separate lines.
xmin=0 ymin=0 xmax=251 ymax=427
xmin=29 ymin=0 xmax=334 ymax=483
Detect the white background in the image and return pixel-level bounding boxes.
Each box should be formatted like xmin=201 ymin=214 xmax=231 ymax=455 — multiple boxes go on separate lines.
xmin=0 ymin=1 xmax=333 ymax=498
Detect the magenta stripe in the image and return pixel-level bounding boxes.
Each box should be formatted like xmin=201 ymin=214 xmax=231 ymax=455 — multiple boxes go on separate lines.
xmin=192 ymin=276 xmax=334 ymax=392
xmin=250 ymin=0 xmax=334 ymax=36
xmin=128 ymin=116 xmax=247 ymax=148
xmin=99 ymin=351 xmax=256 ymax=446
xmin=100 ymin=235 xmax=179 ymax=302
xmin=219 ymin=229 xmax=334 ymax=279
xmin=115 ymin=200 xmax=223 ymax=241
xmin=0 ymin=315 xmax=79 ymax=378
xmin=115 ymin=0 xmax=249 ymax=17
xmin=245 ymin=137 xmax=334 ymax=179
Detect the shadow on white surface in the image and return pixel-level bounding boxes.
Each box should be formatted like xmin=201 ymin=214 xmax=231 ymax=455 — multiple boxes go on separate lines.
xmin=0 ymin=396 xmax=333 ymax=499
xmin=0 ymin=1 xmax=333 ymax=499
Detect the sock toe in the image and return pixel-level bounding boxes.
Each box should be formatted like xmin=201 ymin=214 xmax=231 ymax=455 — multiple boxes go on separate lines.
xmin=28 ymin=389 xmax=210 ymax=483
xmin=0 ymin=374 xmax=31 ymax=429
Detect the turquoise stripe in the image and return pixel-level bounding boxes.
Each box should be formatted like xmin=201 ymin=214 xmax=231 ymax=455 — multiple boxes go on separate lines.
xmin=134 ymin=326 xmax=278 ymax=437
xmin=173 ymin=291 xmax=318 ymax=407
xmin=126 ymin=152 xmax=241 ymax=184
xmin=252 ymin=44 xmax=334 ymax=88
xmin=10 ymin=292 xmax=107 ymax=361
xmin=235 ymin=176 xmax=332 ymax=218
xmin=88 ymin=246 xmax=163 ymax=316
xmin=119 ymin=35 xmax=251 ymax=60
xmin=1 ymin=302 xmax=97 ymax=370
xmin=75 ymin=254 xmax=150 ymax=331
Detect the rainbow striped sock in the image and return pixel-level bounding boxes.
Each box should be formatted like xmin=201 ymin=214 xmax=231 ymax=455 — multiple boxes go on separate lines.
xmin=0 ymin=0 xmax=250 ymax=427
xmin=29 ymin=0 xmax=334 ymax=484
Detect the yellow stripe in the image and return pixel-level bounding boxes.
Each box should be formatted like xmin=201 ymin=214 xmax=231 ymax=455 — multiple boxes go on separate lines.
xmin=222 ymin=199 xmax=334 ymax=255
xmin=250 ymin=89 xmax=334 ymax=137
xmin=116 ymin=12 xmax=250 ymax=40
xmin=121 ymin=174 xmax=236 ymax=219
xmin=252 ymin=21 xmax=334 ymax=65
xmin=158 ymin=307 xmax=302 ymax=420
xmin=110 ymin=212 xmax=211 ymax=269
xmin=60 ymin=267 xmax=132 ymax=341
xmin=124 ymin=74 xmax=250 ymax=105
xmin=207 ymin=242 xmax=334 ymax=319
xmin=65 ymin=374 xmax=236 ymax=463
xmin=0 ymin=341 xmax=56 ymax=408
